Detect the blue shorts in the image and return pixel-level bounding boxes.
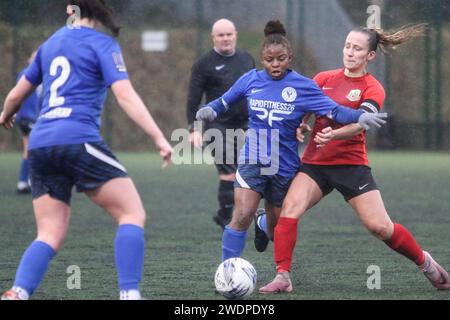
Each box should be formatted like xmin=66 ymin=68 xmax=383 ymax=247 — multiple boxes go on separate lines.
xmin=16 ymin=118 xmax=35 ymax=136
xmin=234 ymin=164 xmax=294 ymax=207
xmin=29 ymin=141 xmax=128 ymax=205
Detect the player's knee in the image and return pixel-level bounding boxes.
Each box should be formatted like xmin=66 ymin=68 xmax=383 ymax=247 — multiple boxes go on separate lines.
xmin=134 ymin=209 xmax=146 ymax=227
xmin=366 ymin=222 xmax=391 ymax=241
xmin=117 ymin=208 xmax=146 ymax=228
xmin=281 ymin=198 xmax=306 ymax=219
xmin=137 ymin=210 xmax=146 ymax=227
xmin=229 ymin=208 xmax=253 ymax=230
xmin=36 ymin=235 xmax=65 ymax=252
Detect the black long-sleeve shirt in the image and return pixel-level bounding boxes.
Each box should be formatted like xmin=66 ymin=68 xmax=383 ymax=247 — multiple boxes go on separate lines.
xmin=186 ymin=49 xmax=255 ymax=128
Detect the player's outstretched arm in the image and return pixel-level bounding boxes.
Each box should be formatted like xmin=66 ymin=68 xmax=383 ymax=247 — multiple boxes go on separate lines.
xmin=331 ymin=104 xmax=387 ymax=130
xmin=357 ymin=112 xmax=387 ymax=130
xmin=313 ymin=111 xmax=387 ymax=147
xmin=111 ymin=79 xmax=173 ymax=168
xmin=195 ymin=106 xmax=217 ymax=122
xmin=0 ymin=76 xmax=36 ymax=129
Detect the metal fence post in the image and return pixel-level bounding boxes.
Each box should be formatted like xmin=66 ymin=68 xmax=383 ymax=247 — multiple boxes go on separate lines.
xmin=196 ymin=0 xmax=204 ymax=58
xmin=10 ymin=0 xmax=20 ymax=147
xmin=434 ymin=0 xmax=443 ymax=149
xmin=298 ymin=0 xmax=305 ymax=72
xmin=423 ymin=13 xmax=432 ymax=149
xmin=376 ymin=0 xmax=395 ymax=149
xmin=10 ymin=0 xmax=20 ymax=85
xmin=286 ymin=0 xmax=294 ymax=36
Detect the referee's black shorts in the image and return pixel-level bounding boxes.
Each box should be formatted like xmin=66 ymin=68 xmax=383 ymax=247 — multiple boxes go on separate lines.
xmin=300 ymin=163 xmax=378 ymax=201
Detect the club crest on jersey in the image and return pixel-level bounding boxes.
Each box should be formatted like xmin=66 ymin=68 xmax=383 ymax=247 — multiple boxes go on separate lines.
xmin=282 ymin=87 xmax=297 ymax=102
xmin=112 ymin=52 xmax=127 ymax=72
xmin=346 ymin=89 xmax=361 ymax=102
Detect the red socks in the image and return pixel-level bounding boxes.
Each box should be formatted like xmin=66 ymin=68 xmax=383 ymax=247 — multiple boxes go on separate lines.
xmin=274 ymin=220 xmax=425 ymax=274
xmin=385 ymin=223 xmax=425 ymax=265
xmin=274 ymin=217 xmax=299 ymax=273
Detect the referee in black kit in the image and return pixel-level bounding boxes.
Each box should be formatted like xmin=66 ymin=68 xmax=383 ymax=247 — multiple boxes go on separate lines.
xmin=186 ymin=18 xmax=255 ymax=230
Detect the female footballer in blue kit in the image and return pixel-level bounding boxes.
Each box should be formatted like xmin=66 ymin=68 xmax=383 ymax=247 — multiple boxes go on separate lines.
xmin=15 ymin=51 xmax=43 ymax=194
xmin=196 ymin=20 xmax=386 ymax=265
xmin=0 ymin=0 xmax=172 ymax=300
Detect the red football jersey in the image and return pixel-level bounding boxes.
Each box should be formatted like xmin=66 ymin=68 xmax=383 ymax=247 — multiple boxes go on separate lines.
xmin=302 ymin=69 xmax=385 ymax=166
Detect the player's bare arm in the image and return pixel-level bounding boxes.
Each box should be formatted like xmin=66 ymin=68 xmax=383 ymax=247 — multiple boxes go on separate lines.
xmin=1 ymin=77 xmax=36 ymax=129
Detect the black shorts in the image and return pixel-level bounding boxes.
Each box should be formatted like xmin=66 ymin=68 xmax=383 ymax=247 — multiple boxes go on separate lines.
xmin=300 ymin=164 xmax=378 ymax=201
xmin=29 ymin=141 xmax=128 ymax=205
xmin=204 ymin=122 xmax=246 ymax=175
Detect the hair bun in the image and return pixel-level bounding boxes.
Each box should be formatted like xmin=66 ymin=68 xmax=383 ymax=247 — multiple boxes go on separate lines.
xmin=264 ymin=20 xmax=287 ymax=37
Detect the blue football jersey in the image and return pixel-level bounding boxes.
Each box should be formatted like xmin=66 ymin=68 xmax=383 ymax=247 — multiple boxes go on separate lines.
xmin=208 ymin=69 xmax=362 ymax=176
xmin=15 ymin=69 xmax=42 ymax=122
xmin=24 ymin=26 xmax=129 ymax=149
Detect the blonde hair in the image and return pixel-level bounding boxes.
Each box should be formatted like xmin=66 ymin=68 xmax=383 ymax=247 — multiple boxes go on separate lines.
xmin=353 ymin=23 xmax=427 ymax=53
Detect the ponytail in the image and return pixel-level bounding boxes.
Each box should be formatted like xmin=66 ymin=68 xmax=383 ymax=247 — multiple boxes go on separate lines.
xmin=354 ymin=24 xmax=427 ymax=53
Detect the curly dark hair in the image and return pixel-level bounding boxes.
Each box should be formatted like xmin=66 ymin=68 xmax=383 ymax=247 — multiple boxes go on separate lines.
xmin=260 ymin=20 xmax=292 ymax=56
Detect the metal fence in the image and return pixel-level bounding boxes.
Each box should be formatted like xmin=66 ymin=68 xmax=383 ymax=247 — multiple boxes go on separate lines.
xmin=0 ymin=0 xmax=448 ymax=151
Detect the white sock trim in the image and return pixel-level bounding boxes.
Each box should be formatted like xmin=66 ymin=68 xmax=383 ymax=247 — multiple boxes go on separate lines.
xmin=120 ymin=289 xmax=141 ymax=300
xmin=12 ymin=286 xmax=30 ymax=300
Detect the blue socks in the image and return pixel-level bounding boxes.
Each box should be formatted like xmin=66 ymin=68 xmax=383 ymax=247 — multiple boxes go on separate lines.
xmin=11 ymin=225 xmax=145 ymax=297
xmin=222 ymin=226 xmax=247 ymax=261
xmin=257 ymin=212 xmax=269 ymax=236
xmin=114 ymin=224 xmax=145 ymax=291
xmin=19 ymin=158 xmax=29 ymax=183
xmin=14 ymin=240 xmax=55 ymax=296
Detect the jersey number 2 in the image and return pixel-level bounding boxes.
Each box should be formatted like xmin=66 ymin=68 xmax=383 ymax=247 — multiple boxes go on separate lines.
xmin=49 ymin=56 xmax=71 ymax=107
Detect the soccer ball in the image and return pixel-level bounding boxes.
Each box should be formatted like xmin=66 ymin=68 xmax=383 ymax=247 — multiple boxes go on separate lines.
xmin=214 ymin=257 xmax=257 ymax=299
